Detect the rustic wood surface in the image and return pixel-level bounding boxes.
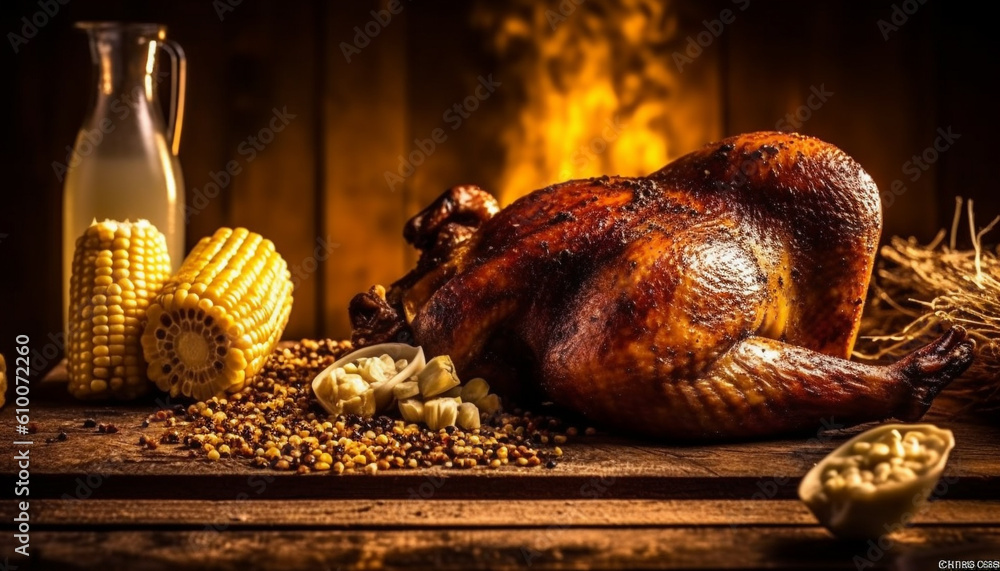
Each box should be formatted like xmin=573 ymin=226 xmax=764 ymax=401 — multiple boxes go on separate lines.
xmin=2 ymin=366 xmax=1000 ymax=569
xmin=9 ymin=527 xmax=1000 ymax=571
xmin=7 ymin=499 xmax=1000 ymax=528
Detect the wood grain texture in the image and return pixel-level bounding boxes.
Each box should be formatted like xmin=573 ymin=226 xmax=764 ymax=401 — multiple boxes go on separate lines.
xmin=5 ymin=499 xmax=1000 ymax=529
xmin=5 ymin=528 xmax=1000 ymax=571
xmin=4 ymin=366 xmax=1000 ymax=569
xmin=221 ymin=2 xmax=322 ymax=339
xmin=320 ymin=0 xmax=409 ymax=339
xmin=722 ymin=1 xmax=940 ymax=240
xmin=4 ymin=375 xmax=999 ymax=501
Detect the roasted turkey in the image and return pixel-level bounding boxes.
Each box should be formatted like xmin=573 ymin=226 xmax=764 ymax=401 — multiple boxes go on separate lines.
xmin=349 ymin=132 xmax=974 ymax=440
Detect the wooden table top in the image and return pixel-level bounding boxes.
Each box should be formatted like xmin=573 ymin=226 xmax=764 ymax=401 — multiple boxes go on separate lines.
xmin=2 ymin=366 xmax=1000 ymax=570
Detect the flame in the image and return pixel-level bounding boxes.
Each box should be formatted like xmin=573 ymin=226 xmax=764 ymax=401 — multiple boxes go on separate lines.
xmin=473 ymin=0 xmax=711 ymax=205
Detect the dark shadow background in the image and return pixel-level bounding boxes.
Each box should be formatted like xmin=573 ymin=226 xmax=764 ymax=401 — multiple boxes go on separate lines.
xmin=1 ymin=0 xmax=996 ymax=366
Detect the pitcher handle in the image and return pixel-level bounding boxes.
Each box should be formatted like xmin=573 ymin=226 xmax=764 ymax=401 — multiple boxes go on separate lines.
xmin=159 ymin=39 xmax=187 ymax=157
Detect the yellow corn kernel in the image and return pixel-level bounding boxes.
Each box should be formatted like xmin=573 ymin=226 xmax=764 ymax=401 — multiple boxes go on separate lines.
xmin=68 ymin=220 xmax=170 ymax=400
xmin=142 ymin=227 xmax=293 ymax=400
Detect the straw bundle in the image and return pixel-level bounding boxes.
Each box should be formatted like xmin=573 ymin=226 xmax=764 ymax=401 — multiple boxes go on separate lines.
xmin=855 ymin=198 xmax=1000 ymax=412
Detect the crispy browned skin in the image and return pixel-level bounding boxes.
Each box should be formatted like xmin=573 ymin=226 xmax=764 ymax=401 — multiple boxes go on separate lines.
xmin=351 ymin=132 xmax=974 ymax=440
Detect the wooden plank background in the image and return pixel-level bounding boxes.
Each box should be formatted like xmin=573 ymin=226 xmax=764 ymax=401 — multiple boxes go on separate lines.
xmin=2 ymin=1 xmax=995 ymax=360
xmin=2 ymin=389 xmax=1000 ymax=568
xmin=2 ymin=383 xmax=999 ymax=500
xmin=8 ymin=527 xmax=999 ymax=570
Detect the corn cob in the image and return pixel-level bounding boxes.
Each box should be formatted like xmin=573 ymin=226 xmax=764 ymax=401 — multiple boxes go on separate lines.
xmin=67 ymin=219 xmax=171 ymax=399
xmin=142 ymin=227 xmax=293 ymax=400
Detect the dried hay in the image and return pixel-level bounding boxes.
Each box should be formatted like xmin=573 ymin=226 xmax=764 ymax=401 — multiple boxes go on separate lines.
xmin=854 ymin=198 xmax=1000 ymax=413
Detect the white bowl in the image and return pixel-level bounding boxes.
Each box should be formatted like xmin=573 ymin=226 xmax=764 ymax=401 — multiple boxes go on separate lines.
xmin=311 ymin=343 xmax=425 ymax=416
xmin=798 ymin=423 xmax=955 ymax=539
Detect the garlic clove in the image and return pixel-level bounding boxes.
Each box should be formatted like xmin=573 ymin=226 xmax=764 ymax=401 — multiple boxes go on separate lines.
xmin=438 ymin=386 xmax=463 ymax=399
xmin=339 ymin=374 xmax=368 ymax=400
xmin=460 ymin=378 xmax=490 ymax=404
xmin=393 ymin=380 xmax=420 ymax=401
xmin=424 ymin=397 xmax=459 ymax=430
xmin=398 ymin=398 xmax=424 ymax=423
xmin=474 ymin=393 xmax=502 ymax=415
xmin=457 ymin=402 xmax=481 ymax=430
xmin=418 ymin=355 xmax=461 ymax=398
xmin=311 ymin=343 xmax=425 ymax=418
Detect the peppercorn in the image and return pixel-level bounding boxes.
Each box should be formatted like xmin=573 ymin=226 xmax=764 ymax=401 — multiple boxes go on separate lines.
xmin=140 ymin=338 xmax=574 ymax=474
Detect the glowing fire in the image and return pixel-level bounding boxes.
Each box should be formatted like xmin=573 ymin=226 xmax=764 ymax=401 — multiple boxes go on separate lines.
xmin=472 ymin=0 xmax=714 ymax=205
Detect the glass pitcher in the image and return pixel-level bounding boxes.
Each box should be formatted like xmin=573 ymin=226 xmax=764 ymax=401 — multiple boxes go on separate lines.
xmin=63 ymin=22 xmax=186 ymax=331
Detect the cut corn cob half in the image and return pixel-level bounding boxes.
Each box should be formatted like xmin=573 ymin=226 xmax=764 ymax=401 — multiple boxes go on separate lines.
xmin=68 ymin=219 xmax=171 ymax=400
xmin=142 ymin=227 xmax=293 ymax=400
